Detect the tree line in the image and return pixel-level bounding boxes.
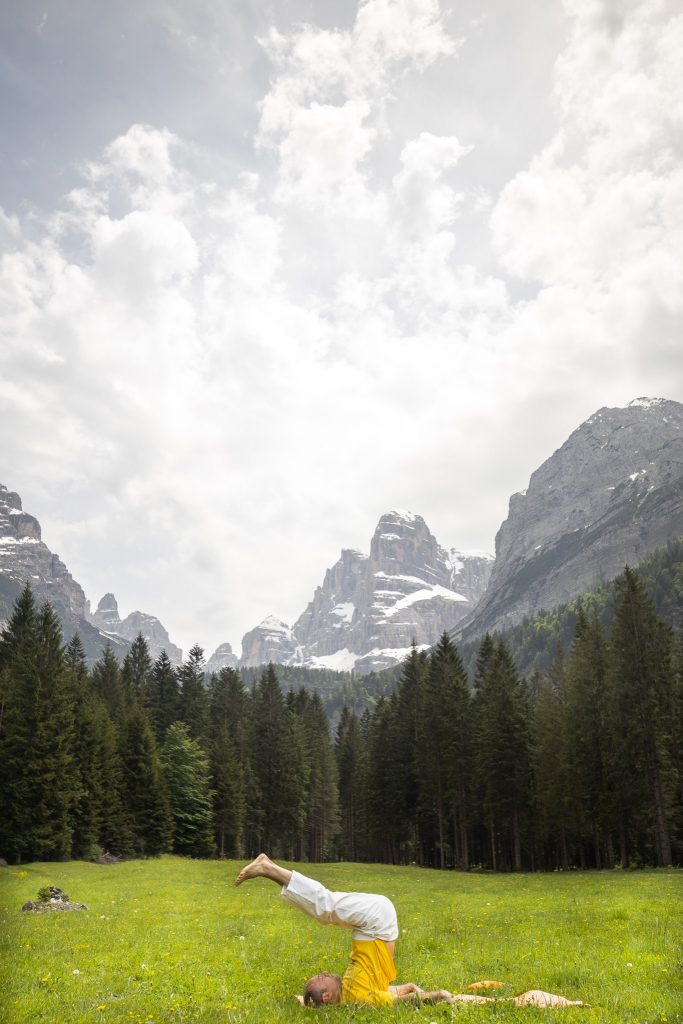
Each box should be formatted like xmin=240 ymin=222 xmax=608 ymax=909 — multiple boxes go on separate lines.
xmin=0 ymin=567 xmax=681 ymax=869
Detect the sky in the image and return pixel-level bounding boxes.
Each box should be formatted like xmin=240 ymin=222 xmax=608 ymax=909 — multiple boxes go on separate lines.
xmin=1 ymin=0 xmax=682 ymax=660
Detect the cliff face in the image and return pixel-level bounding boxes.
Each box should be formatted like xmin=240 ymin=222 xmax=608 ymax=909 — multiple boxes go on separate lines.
xmin=89 ymin=593 xmax=183 ymax=664
xmin=237 ymin=510 xmax=493 ymax=673
xmin=240 ymin=616 xmax=297 ymax=668
xmin=205 ymin=641 xmax=239 ymax=675
xmin=0 ymin=485 xmax=128 ymax=661
xmin=458 ymin=397 xmax=683 ymax=640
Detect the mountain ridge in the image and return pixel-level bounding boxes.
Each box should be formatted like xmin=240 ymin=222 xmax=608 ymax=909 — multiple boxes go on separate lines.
xmin=454 ymin=396 xmax=683 ymax=644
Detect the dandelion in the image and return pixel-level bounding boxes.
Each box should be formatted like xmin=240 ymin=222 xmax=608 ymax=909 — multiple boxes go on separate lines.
xmin=73 ymin=969 xmax=81 ymax=975
xmin=97 ymin=1005 xmax=107 ymax=1011
xmin=661 ymin=967 xmax=668 ymax=972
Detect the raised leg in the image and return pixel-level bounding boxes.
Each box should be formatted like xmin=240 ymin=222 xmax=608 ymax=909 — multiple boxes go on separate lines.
xmin=235 ymin=853 xmax=293 ymax=887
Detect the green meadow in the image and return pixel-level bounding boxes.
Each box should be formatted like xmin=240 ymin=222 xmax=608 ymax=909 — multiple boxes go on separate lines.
xmin=1 ymin=858 xmax=680 ymax=1024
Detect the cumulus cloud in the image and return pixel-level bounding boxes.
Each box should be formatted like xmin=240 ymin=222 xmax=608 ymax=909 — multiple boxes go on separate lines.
xmin=2 ymin=0 xmax=682 ymax=655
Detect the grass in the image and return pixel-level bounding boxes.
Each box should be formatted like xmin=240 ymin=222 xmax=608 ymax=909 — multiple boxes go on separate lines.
xmin=1 ymin=858 xmax=681 ymax=1024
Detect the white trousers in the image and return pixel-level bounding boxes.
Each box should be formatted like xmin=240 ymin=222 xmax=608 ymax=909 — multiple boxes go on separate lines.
xmin=281 ymin=870 xmax=399 ymax=942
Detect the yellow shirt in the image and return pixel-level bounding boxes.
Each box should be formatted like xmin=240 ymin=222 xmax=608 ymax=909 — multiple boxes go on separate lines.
xmin=341 ymin=939 xmax=397 ymax=1007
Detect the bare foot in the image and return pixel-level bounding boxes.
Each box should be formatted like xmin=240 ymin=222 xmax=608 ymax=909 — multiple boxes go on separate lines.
xmin=235 ymin=853 xmax=271 ymax=886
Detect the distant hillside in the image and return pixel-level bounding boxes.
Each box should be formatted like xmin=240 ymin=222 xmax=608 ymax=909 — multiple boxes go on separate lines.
xmin=458 ymin=534 xmax=683 ymax=679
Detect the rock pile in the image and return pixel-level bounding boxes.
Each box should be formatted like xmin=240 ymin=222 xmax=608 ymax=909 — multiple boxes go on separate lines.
xmin=22 ymin=885 xmax=88 ymax=913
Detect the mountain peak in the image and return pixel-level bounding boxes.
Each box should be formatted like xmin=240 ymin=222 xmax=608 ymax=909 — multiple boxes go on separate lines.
xmin=458 ymin=396 xmax=683 ymax=641
xmin=627 ymin=396 xmax=668 ymax=410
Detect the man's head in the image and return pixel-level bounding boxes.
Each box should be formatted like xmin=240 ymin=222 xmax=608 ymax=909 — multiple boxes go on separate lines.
xmin=303 ymin=972 xmax=342 ymax=1006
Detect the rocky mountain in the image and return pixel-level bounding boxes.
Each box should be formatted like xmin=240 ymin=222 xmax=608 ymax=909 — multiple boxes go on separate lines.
xmin=204 ymin=641 xmax=239 ymax=675
xmin=88 ymin=593 xmax=183 ymax=664
xmin=456 ymin=397 xmax=683 ymax=642
xmin=0 ymin=484 xmax=182 ymax=664
xmin=0 ymin=485 xmax=128 ymax=661
xmin=240 ymin=616 xmax=298 ymax=668
xmin=239 ymin=510 xmax=494 ymax=673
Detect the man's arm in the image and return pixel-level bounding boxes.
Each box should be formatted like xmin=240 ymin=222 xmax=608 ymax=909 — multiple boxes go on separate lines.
xmin=389 ymin=984 xmax=458 ymax=1003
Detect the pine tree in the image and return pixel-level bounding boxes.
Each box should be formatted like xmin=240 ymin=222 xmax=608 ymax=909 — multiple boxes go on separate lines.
xmin=0 ymin=585 xmax=41 ymax=861
xmin=91 ymin=644 xmax=125 ymax=721
xmin=565 ymin=610 xmax=614 ymax=867
xmin=335 ymin=706 xmax=365 ymax=860
xmin=29 ymin=602 xmax=77 ymax=860
xmin=178 ymin=644 xmax=209 ymax=746
xmin=474 ymin=639 xmax=531 ymax=870
xmin=366 ymin=695 xmax=403 ymax=862
xmin=417 ymin=634 xmax=472 ymax=868
xmin=298 ymin=691 xmax=340 ymax=861
xmin=208 ymin=668 xmax=248 ymax=858
xmin=65 ymin=634 xmax=88 ymax=686
xmin=251 ymin=665 xmax=307 ymax=856
xmin=148 ymin=650 xmax=181 ymax=743
xmin=531 ymin=648 xmax=575 ymax=869
xmin=393 ymin=645 xmax=428 ymax=863
xmin=118 ymin=702 xmax=172 ymax=856
xmin=122 ymin=633 xmax=154 ymax=707
xmin=161 ymin=721 xmax=216 ymax=857
xmin=609 ymin=567 xmax=676 ymax=867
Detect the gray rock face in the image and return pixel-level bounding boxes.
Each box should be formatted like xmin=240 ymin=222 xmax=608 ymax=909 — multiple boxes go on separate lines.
xmin=91 ymin=593 xmax=120 ymax=631
xmin=0 ymin=484 xmax=126 ymax=661
xmin=205 ymin=641 xmax=239 ymax=675
xmin=458 ymin=397 xmax=683 ymax=641
xmin=240 ymin=511 xmax=493 ymax=673
xmin=0 ymin=484 xmax=87 ymax=625
xmin=89 ymin=593 xmax=183 ymax=664
xmin=240 ymin=615 xmax=298 ymax=668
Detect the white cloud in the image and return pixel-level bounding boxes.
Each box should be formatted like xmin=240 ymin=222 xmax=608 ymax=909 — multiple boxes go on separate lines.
xmin=2 ymin=0 xmax=682 ymax=656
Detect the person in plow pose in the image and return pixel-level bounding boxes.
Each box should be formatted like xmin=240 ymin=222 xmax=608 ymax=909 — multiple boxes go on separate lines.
xmin=235 ymin=854 xmax=584 ymax=1009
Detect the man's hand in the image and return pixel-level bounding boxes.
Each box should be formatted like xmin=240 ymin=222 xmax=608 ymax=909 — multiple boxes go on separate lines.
xmin=390 ymin=983 xmax=426 ymax=1001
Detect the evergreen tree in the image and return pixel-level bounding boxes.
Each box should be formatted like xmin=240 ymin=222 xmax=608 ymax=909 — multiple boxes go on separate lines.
xmin=366 ymin=695 xmax=403 ymax=862
xmin=148 ymin=650 xmax=181 ymax=743
xmin=474 ymin=639 xmax=531 ymax=870
xmin=335 ymin=706 xmax=365 ymax=861
xmin=29 ymin=602 xmax=76 ymax=859
xmin=91 ymin=644 xmax=125 ymax=721
xmin=531 ymin=648 xmax=576 ymax=869
xmin=118 ymin=702 xmax=172 ymax=856
xmin=393 ymin=645 xmax=428 ymax=863
xmin=565 ymin=610 xmax=615 ymax=867
xmin=208 ymin=668 xmax=248 ymax=858
xmin=0 ymin=593 xmax=79 ymax=861
xmin=178 ymin=644 xmax=209 ymax=746
xmin=417 ymin=634 xmax=472 ymax=868
xmin=0 ymin=586 xmax=41 ymax=861
xmin=93 ymin=703 xmax=134 ymax=856
xmin=298 ymin=691 xmax=340 ymax=861
xmin=251 ymin=665 xmax=307 ymax=856
xmin=161 ymin=721 xmax=216 ymax=857
xmin=609 ymin=567 xmax=677 ymax=866
xmin=65 ymin=634 xmax=88 ymax=686
xmin=122 ymin=633 xmax=154 ymax=706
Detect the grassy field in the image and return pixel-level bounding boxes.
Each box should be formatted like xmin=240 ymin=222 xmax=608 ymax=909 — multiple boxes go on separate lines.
xmin=0 ymin=858 xmax=680 ymax=1024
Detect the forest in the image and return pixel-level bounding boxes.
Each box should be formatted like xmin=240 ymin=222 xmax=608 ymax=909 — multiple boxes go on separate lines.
xmin=0 ymin=565 xmax=681 ymax=871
